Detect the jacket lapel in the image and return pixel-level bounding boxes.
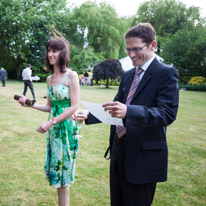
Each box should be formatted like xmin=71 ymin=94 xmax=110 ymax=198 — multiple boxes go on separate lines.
xmin=130 ymin=58 xmax=159 ymax=102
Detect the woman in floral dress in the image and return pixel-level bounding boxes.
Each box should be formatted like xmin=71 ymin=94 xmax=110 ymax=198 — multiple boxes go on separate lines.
xmin=19 ymin=37 xmax=80 ymax=206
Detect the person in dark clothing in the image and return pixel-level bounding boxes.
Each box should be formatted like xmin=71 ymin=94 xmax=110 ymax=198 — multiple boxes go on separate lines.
xmin=0 ymin=68 xmax=8 ymax=87
xmin=84 ymin=70 xmax=89 ymax=85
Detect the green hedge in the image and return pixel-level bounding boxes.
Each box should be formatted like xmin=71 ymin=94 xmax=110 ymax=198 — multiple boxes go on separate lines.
xmin=179 ymin=83 xmax=206 ymax=91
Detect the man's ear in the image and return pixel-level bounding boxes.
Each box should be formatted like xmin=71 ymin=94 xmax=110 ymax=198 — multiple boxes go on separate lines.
xmin=151 ymin=40 xmax=156 ymax=51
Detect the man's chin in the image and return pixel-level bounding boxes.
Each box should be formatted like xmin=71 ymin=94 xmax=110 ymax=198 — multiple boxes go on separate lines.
xmin=132 ymin=59 xmax=140 ymax=66
xmin=132 ymin=62 xmax=139 ymax=67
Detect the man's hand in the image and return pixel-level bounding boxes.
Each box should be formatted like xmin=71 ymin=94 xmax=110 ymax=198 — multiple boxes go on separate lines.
xmin=102 ymin=101 xmax=127 ymax=119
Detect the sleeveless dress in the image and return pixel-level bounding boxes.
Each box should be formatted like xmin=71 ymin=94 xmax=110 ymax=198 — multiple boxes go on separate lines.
xmin=44 ymin=73 xmax=79 ymax=188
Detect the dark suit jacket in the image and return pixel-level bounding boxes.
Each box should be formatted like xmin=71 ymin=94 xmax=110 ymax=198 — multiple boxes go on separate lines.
xmin=0 ymin=70 xmax=8 ymax=81
xmin=86 ymin=58 xmax=179 ymax=184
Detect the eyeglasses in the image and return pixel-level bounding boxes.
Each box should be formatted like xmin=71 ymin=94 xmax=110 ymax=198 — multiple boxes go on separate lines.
xmin=124 ymin=43 xmax=149 ymax=53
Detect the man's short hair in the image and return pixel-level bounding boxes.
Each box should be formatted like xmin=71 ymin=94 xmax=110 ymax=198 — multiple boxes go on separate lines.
xmin=27 ymin=64 xmax=31 ymax=68
xmin=124 ymin=23 xmax=156 ymax=43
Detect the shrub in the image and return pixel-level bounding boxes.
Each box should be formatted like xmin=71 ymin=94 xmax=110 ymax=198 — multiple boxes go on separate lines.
xmin=188 ymin=76 xmax=206 ymax=85
xmin=96 ymin=78 xmax=120 ymax=86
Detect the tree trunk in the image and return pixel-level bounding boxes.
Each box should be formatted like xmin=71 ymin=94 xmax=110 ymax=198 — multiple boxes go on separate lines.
xmin=17 ymin=65 xmax=21 ymax=80
xmin=106 ymin=77 xmax=109 ymax=88
xmin=15 ymin=58 xmax=23 ymax=80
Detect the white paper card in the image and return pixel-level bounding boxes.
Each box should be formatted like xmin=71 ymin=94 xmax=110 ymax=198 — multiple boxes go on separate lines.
xmin=81 ymin=101 xmax=123 ymax=126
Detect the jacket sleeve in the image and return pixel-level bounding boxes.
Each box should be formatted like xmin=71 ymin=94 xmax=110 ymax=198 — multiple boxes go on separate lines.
xmin=85 ymin=112 xmax=101 ymax=125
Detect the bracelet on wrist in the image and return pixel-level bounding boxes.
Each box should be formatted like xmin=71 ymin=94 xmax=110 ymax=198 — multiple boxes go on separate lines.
xmin=52 ymin=118 xmax=56 ymax=125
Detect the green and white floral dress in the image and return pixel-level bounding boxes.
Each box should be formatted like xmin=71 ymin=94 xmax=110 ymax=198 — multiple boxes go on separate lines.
xmin=45 ymin=74 xmax=79 ymax=188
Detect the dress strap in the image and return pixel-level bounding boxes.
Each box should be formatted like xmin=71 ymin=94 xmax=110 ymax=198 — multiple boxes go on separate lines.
xmin=63 ymin=71 xmax=70 ymax=84
xmin=50 ymin=75 xmax=53 ymax=87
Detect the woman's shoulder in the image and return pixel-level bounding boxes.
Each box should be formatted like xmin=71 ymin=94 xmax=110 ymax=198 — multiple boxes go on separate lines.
xmin=66 ymin=68 xmax=78 ymax=79
xmin=46 ymin=75 xmax=52 ymax=86
xmin=47 ymin=75 xmax=52 ymax=82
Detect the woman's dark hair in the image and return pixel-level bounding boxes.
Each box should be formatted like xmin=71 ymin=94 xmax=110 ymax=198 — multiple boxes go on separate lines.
xmin=124 ymin=23 xmax=156 ymax=44
xmin=45 ymin=37 xmax=70 ymax=73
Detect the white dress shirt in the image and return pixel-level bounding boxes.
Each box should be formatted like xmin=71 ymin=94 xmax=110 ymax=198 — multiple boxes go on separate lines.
xmin=22 ymin=67 xmax=32 ymax=81
xmin=137 ymin=55 xmax=155 ymax=80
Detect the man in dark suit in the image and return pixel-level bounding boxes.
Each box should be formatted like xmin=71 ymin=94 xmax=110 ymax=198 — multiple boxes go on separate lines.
xmin=0 ymin=68 xmax=8 ymax=87
xmin=74 ymin=23 xmax=179 ymax=206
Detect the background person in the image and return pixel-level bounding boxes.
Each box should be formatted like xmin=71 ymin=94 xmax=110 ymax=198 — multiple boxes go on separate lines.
xmin=73 ymin=23 xmax=179 ymax=206
xmin=83 ymin=70 xmax=89 ymax=85
xmin=22 ymin=64 xmax=36 ymax=100
xmin=90 ymin=72 xmax=93 ymax=86
xmin=19 ymin=37 xmax=80 ymax=206
xmin=80 ymin=74 xmax=84 ymax=85
xmin=0 ymin=67 xmax=8 ymax=87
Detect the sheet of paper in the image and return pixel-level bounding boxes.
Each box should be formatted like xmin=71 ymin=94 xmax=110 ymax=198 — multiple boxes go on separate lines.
xmin=81 ymin=101 xmax=123 ymax=126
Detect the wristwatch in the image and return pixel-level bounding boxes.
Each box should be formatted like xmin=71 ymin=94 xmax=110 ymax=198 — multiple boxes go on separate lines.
xmin=52 ymin=118 xmax=56 ymax=125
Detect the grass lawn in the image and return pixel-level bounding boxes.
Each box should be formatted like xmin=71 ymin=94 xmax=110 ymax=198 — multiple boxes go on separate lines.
xmin=0 ymin=80 xmax=205 ymax=206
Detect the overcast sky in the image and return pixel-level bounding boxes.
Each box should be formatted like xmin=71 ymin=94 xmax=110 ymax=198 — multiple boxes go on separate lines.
xmin=68 ymin=0 xmax=206 ymax=17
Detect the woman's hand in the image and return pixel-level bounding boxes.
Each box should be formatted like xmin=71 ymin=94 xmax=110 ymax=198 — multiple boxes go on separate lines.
xmin=72 ymin=110 xmax=89 ymax=124
xmin=37 ymin=120 xmax=53 ymax=133
xmin=18 ymin=95 xmax=28 ymax=107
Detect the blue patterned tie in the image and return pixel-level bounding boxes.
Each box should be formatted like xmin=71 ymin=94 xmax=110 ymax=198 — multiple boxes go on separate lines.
xmin=116 ymin=68 xmax=143 ymax=138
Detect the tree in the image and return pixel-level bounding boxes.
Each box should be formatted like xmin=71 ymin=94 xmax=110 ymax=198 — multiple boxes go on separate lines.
xmin=132 ymin=0 xmax=206 ymax=82
xmin=134 ymin=0 xmax=202 ymax=54
xmin=0 ymin=0 xmax=69 ymax=79
xmin=93 ymin=59 xmax=123 ymax=88
xmin=0 ymin=0 xmax=133 ymax=79
xmin=161 ymin=25 xmax=206 ymax=82
xmin=72 ymin=1 xmax=127 ymax=60
xmin=70 ymin=45 xmax=103 ymax=74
